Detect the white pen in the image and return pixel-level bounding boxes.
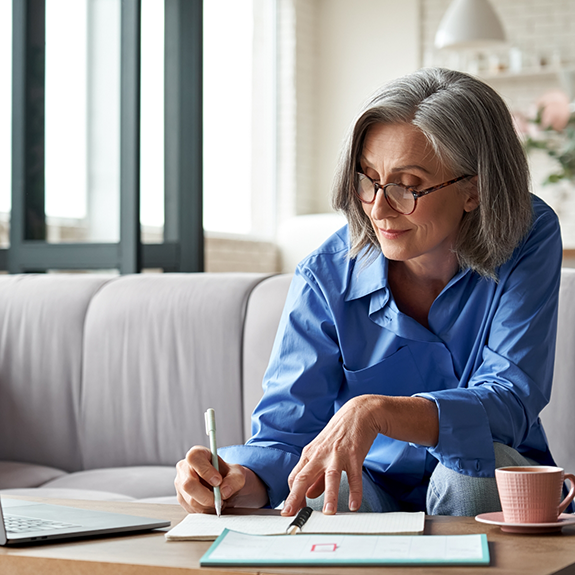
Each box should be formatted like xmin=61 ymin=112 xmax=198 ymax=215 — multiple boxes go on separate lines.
xmin=204 ymin=408 xmax=222 ymax=517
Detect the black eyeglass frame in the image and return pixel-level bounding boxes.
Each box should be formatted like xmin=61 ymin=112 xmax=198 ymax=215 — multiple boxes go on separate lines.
xmin=355 ymin=173 xmax=474 ymax=215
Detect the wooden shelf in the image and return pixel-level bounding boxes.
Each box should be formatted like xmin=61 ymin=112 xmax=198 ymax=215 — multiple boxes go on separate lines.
xmin=477 ymin=65 xmax=575 ymax=83
xmin=479 ymin=68 xmax=560 ymax=81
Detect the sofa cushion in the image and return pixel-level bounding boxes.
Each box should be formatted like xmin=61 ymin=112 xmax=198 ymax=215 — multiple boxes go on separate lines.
xmin=0 ymin=274 xmax=114 ymax=472
xmin=0 ymin=461 xmax=66 ymax=489
xmin=0 ymin=488 xmax=134 ymax=501
xmin=41 ymin=466 xmax=177 ymax=499
xmin=136 ymin=495 xmax=179 ymax=504
xmin=541 ymin=268 xmax=575 ymax=473
xmin=242 ymin=274 xmax=292 ymax=441
xmin=79 ymin=273 xmax=271 ymax=470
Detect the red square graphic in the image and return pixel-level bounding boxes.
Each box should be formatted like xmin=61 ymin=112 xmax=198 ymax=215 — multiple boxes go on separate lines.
xmin=311 ymin=543 xmax=337 ymax=552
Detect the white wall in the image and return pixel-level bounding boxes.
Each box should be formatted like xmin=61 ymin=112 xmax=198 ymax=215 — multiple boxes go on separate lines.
xmin=314 ymin=0 xmax=420 ymax=213
xmin=274 ymin=0 xmax=420 ymax=269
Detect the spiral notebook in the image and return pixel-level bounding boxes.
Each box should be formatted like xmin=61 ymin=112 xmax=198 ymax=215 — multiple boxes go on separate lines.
xmin=165 ymin=508 xmax=425 ymax=541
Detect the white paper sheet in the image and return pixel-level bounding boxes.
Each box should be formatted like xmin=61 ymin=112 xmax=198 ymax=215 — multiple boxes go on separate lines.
xmin=165 ymin=510 xmax=425 ymax=541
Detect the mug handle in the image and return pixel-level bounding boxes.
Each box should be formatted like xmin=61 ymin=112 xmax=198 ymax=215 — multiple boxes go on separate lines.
xmin=558 ymin=473 xmax=575 ymax=515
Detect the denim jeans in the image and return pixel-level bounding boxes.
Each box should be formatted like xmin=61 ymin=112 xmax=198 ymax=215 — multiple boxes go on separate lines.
xmin=306 ymin=443 xmax=538 ymax=516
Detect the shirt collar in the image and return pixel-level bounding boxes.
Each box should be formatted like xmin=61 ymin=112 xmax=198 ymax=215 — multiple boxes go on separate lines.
xmin=344 ymin=248 xmax=389 ymax=302
xmin=344 ymin=246 xmax=474 ymax=304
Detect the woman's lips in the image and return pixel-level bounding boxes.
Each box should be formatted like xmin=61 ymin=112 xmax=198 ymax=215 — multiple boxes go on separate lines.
xmin=377 ymin=228 xmax=409 ymax=240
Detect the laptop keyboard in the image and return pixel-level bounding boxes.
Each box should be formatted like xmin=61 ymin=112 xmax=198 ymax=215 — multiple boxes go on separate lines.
xmin=5 ymin=514 xmax=81 ymax=533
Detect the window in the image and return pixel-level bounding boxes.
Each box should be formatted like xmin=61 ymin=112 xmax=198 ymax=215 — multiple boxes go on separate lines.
xmin=44 ymin=0 xmax=164 ymax=246
xmin=140 ymin=0 xmax=164 ymax=243
xmin=2 ymin=0 xmax=278 ymax=273
xmin=3 ymin=0 xmax=203 ymax=273
xmin=45 ymin=0 xmax=121 ymax=244
xmin=203 ymin=0 xmax=276 ymax=238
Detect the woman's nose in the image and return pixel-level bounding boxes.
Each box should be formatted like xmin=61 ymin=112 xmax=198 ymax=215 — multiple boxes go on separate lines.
xmin=370 ymin=188 xmax=397 ymax=221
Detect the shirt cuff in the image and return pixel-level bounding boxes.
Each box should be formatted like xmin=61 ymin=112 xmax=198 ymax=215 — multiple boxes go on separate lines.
xmin=413 ymin=389 xmax=496 ymax=477
xmin=219 ymin=444 xmax=300 ymax=508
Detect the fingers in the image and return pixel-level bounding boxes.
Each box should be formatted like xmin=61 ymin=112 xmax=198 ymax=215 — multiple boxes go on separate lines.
xmin=346 ymin=468 xmax=363 ymax=512
xmin=305 ymin=475 xmax=326 ymax=500
xmin=175 ymin=457 xmax=218 ymax=514
xmin=283 ymin=465 xmax=363 ymax=515
xmin=282 ymin=396 xmax=380 ymax=515
xmin=187 ymin=445 xmax=222 ymax=488
xmin=322 ymin=467 xmax=342 ymax=515
xmin=175 ymin=446 xmax=251 ymax=514
xmin=283 ymin=428 xmax=368 ymax=516
xmin=174 ymin=446 xmax=224 ymax=514
xmin=218 ymin=460 xmax=247 ymax=501
xmin=281 ymin=468 xmax=312 ymax=516
xmin=287 ymin=456 xmax=306 ymax=490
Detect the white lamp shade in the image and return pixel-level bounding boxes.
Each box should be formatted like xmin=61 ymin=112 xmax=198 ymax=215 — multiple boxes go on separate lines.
xmin=435 ymin=0 xmax=507 ymax=50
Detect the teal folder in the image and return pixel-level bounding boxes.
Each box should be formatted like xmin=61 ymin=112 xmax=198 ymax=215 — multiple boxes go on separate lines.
xmin=199 ymin=529 xmax=490 ymax=567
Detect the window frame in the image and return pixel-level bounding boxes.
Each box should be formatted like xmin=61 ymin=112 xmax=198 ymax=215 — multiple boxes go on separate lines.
xmin=2 ymin=0 xmax=203 ymax=273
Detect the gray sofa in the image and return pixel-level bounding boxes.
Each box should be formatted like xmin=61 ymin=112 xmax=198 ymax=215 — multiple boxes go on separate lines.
xmin=0 ymin=269 xmax=573 ymax=504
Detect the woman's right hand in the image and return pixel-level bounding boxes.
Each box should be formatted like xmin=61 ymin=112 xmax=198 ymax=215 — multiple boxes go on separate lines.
xmin=175 ymin=445 xmax=269 ymax=513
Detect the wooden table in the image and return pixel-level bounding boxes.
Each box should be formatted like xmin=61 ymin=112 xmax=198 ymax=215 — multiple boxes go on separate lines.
xmin=1 ymin=497 xmax=575 ymax=575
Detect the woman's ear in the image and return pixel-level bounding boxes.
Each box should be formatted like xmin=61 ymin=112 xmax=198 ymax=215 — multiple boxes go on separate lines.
xmin=463 ymin=176 xmax=480 ymax=213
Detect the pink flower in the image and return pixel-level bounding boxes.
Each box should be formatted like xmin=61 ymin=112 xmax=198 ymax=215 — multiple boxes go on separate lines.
xmin=537 ymin=90 xmax=571 ymax=131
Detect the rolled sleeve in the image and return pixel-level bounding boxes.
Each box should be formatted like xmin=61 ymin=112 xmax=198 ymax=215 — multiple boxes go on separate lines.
xmin=414 ymin=390 xmax=496 ymax=476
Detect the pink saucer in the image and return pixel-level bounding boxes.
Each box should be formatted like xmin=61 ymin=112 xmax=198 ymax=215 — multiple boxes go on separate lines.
xmin=475 ymin=512 xmax=575 ymax=534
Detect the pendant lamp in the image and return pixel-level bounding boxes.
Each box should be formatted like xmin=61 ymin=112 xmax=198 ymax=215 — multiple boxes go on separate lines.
xmin=434 ymin=0 xmax=507 ymax=50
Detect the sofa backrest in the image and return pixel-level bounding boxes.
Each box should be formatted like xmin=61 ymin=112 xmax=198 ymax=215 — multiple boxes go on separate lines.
xmin=0 ymin=274 xmax=113 ymax=472
xmin=540 ymin=267 xmax=575 ymax=473
xmin=79 ymin=273 xmax=269 ymax=470
xmin=242 ymin=274 xmax=293 ymax=440
xmin=0 ymin=272 xmax=270 ymax=472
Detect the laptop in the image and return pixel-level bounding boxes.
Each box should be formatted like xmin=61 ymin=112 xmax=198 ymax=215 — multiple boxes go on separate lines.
xmin=0 ymin=496 xmax=170 ymax=545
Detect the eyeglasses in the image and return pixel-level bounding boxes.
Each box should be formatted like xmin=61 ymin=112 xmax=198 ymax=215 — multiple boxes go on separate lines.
xmin=355 ymin=172 xmax=473 ymax=215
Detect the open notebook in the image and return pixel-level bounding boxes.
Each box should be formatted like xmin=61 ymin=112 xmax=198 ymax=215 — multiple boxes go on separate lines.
xmin=165 ymin=509 xmax=425 ymax=541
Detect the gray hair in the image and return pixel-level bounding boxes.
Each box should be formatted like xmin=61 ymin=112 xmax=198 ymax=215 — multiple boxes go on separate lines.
xmin=332 ymin=67 xmax=533 ymax=279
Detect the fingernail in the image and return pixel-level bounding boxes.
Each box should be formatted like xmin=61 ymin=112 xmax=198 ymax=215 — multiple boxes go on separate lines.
xmin=282 ymin=505 xmax=292 ymax=515
xmin=221 ymin=486 xmax=232 ymax=498
xmin=324 ymin=503 xmax=335 ymax=514
xmin=349 ymin=500 xmax=359 ymax=512
xmin=210 ymin=476 xmax=220 ymax=486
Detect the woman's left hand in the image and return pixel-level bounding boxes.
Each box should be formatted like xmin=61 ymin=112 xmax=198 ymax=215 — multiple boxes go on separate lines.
xmin=281 ymin=394 xmax=439 ymax=516
xmin=281 ymin=395 xmax=383 ymax=516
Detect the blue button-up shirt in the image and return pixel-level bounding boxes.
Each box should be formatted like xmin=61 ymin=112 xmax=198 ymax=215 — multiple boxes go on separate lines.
xmin=221 ymin=196 xmax=562 ymax=510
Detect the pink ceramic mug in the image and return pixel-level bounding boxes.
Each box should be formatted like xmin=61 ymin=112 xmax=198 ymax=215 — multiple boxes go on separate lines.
xmin=495 ymin=466 xmax=575 ymax=524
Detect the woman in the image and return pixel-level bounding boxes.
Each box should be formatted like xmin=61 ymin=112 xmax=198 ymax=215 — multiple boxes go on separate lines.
xmin=175 ymin=68 xmax=562 ymax=517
